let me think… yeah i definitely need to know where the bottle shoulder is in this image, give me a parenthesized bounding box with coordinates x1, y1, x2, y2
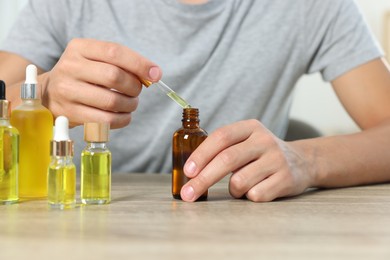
(13, 100, 52, 113)
(11, 102, 53, 125)
(82, 147, 111, 155)
(173, 127, 208, 136)
(0, 121, 20, 136)
(49, 156, 76, 168)
(49, 162, 76, 171)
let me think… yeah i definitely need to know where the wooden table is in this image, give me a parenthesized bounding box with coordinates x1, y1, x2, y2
(1, 173, 390, 260)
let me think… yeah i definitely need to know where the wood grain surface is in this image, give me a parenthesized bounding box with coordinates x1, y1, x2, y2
(1, 173, 390, 260)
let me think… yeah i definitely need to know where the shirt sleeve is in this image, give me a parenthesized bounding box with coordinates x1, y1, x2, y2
(0, 0, 70, 71)
(303, 0, 384, 82)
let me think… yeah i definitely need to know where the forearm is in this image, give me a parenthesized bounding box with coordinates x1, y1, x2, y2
(294, 119, 390, 188)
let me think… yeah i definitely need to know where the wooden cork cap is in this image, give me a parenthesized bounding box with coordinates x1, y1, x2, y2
(83, 122, 110, 142)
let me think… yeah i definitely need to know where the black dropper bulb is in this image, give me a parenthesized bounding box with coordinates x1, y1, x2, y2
(0, 80, 5, 100)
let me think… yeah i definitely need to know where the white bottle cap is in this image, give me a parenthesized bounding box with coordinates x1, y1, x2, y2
(21, 64, 38, 99)
(54, 116, 70, 141)
(51, 116, 73, 156)
(25, 64, 38, 84)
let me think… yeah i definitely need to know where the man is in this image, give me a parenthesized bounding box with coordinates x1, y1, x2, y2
(1, 0, 390, 202)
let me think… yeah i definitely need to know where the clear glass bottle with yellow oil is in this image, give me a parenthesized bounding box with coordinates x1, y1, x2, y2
(172, 108, 208, 200)
(10, 65, 53, 198)
(48, 116, 76, 209)
(81, 122, 111, 205)
(0, 80, 19, 204)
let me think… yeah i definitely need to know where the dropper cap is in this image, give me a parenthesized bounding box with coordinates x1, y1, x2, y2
(21, 64, 38, 99)
(0, 80, 11, 119)
(50, 116, 74, 156)
(84, 122, 110, 142)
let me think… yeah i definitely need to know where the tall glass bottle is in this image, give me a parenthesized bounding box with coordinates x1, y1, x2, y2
(172, 108, 208, 200)
(10, 65, 53, 198)
(81, 122, 111, 205)
(0, 80, 19, 204)
(48, 116, 76, 209)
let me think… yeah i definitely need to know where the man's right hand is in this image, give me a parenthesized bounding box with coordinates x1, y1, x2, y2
(0, 38, 162, 128)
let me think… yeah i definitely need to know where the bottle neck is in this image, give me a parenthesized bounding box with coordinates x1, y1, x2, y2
(50, 156, 74, 166)
(87, 142, 108, 150)
(0, 118, 10, 126)
(20, 99, 43, 109)
(22, 98, 41, 104)
(50, 140, 74, 157)
(21, 83, 39, 99)
(182, 108, 200, 129)
(0, 100, 10, 120)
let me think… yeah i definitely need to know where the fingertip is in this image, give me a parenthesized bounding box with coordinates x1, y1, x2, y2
(181, 185, 195, 202)
(148, 66, 162, 81)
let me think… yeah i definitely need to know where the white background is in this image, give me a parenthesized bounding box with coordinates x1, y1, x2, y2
(1, 0, 390, 135)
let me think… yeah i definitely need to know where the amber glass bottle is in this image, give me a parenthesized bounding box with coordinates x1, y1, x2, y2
(172, 108, 208, 200)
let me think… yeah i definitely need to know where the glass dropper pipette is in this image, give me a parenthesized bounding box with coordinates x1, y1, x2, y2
(140, 79, 191, 108)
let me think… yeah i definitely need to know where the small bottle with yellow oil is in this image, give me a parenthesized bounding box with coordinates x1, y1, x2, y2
(81, 122, 111, 205)
(10, 65, 53, 199)
(0, 80, 19, 205)
(48, 116, 76, 209)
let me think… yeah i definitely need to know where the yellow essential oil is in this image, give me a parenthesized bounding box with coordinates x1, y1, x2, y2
(10, 65, 53, 199)
(47, 116, 76, 209)
(0, 126, 19, 204)
(11, 106, 52, 198)
(140, 79, 191, 109)
(81, 149, 111, 204)
(81, 122, 111, 205)
(48, 162, 76, 209)
(167, 92, 191, 109)
(0, 80, 19, 204)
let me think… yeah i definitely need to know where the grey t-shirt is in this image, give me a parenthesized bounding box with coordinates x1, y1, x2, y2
(1, 0, 383, 173)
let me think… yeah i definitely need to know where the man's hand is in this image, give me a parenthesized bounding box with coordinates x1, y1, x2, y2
(180, 58, 390, 203)
(180, 119, 314, 202)
(40, 38, 161, 128)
